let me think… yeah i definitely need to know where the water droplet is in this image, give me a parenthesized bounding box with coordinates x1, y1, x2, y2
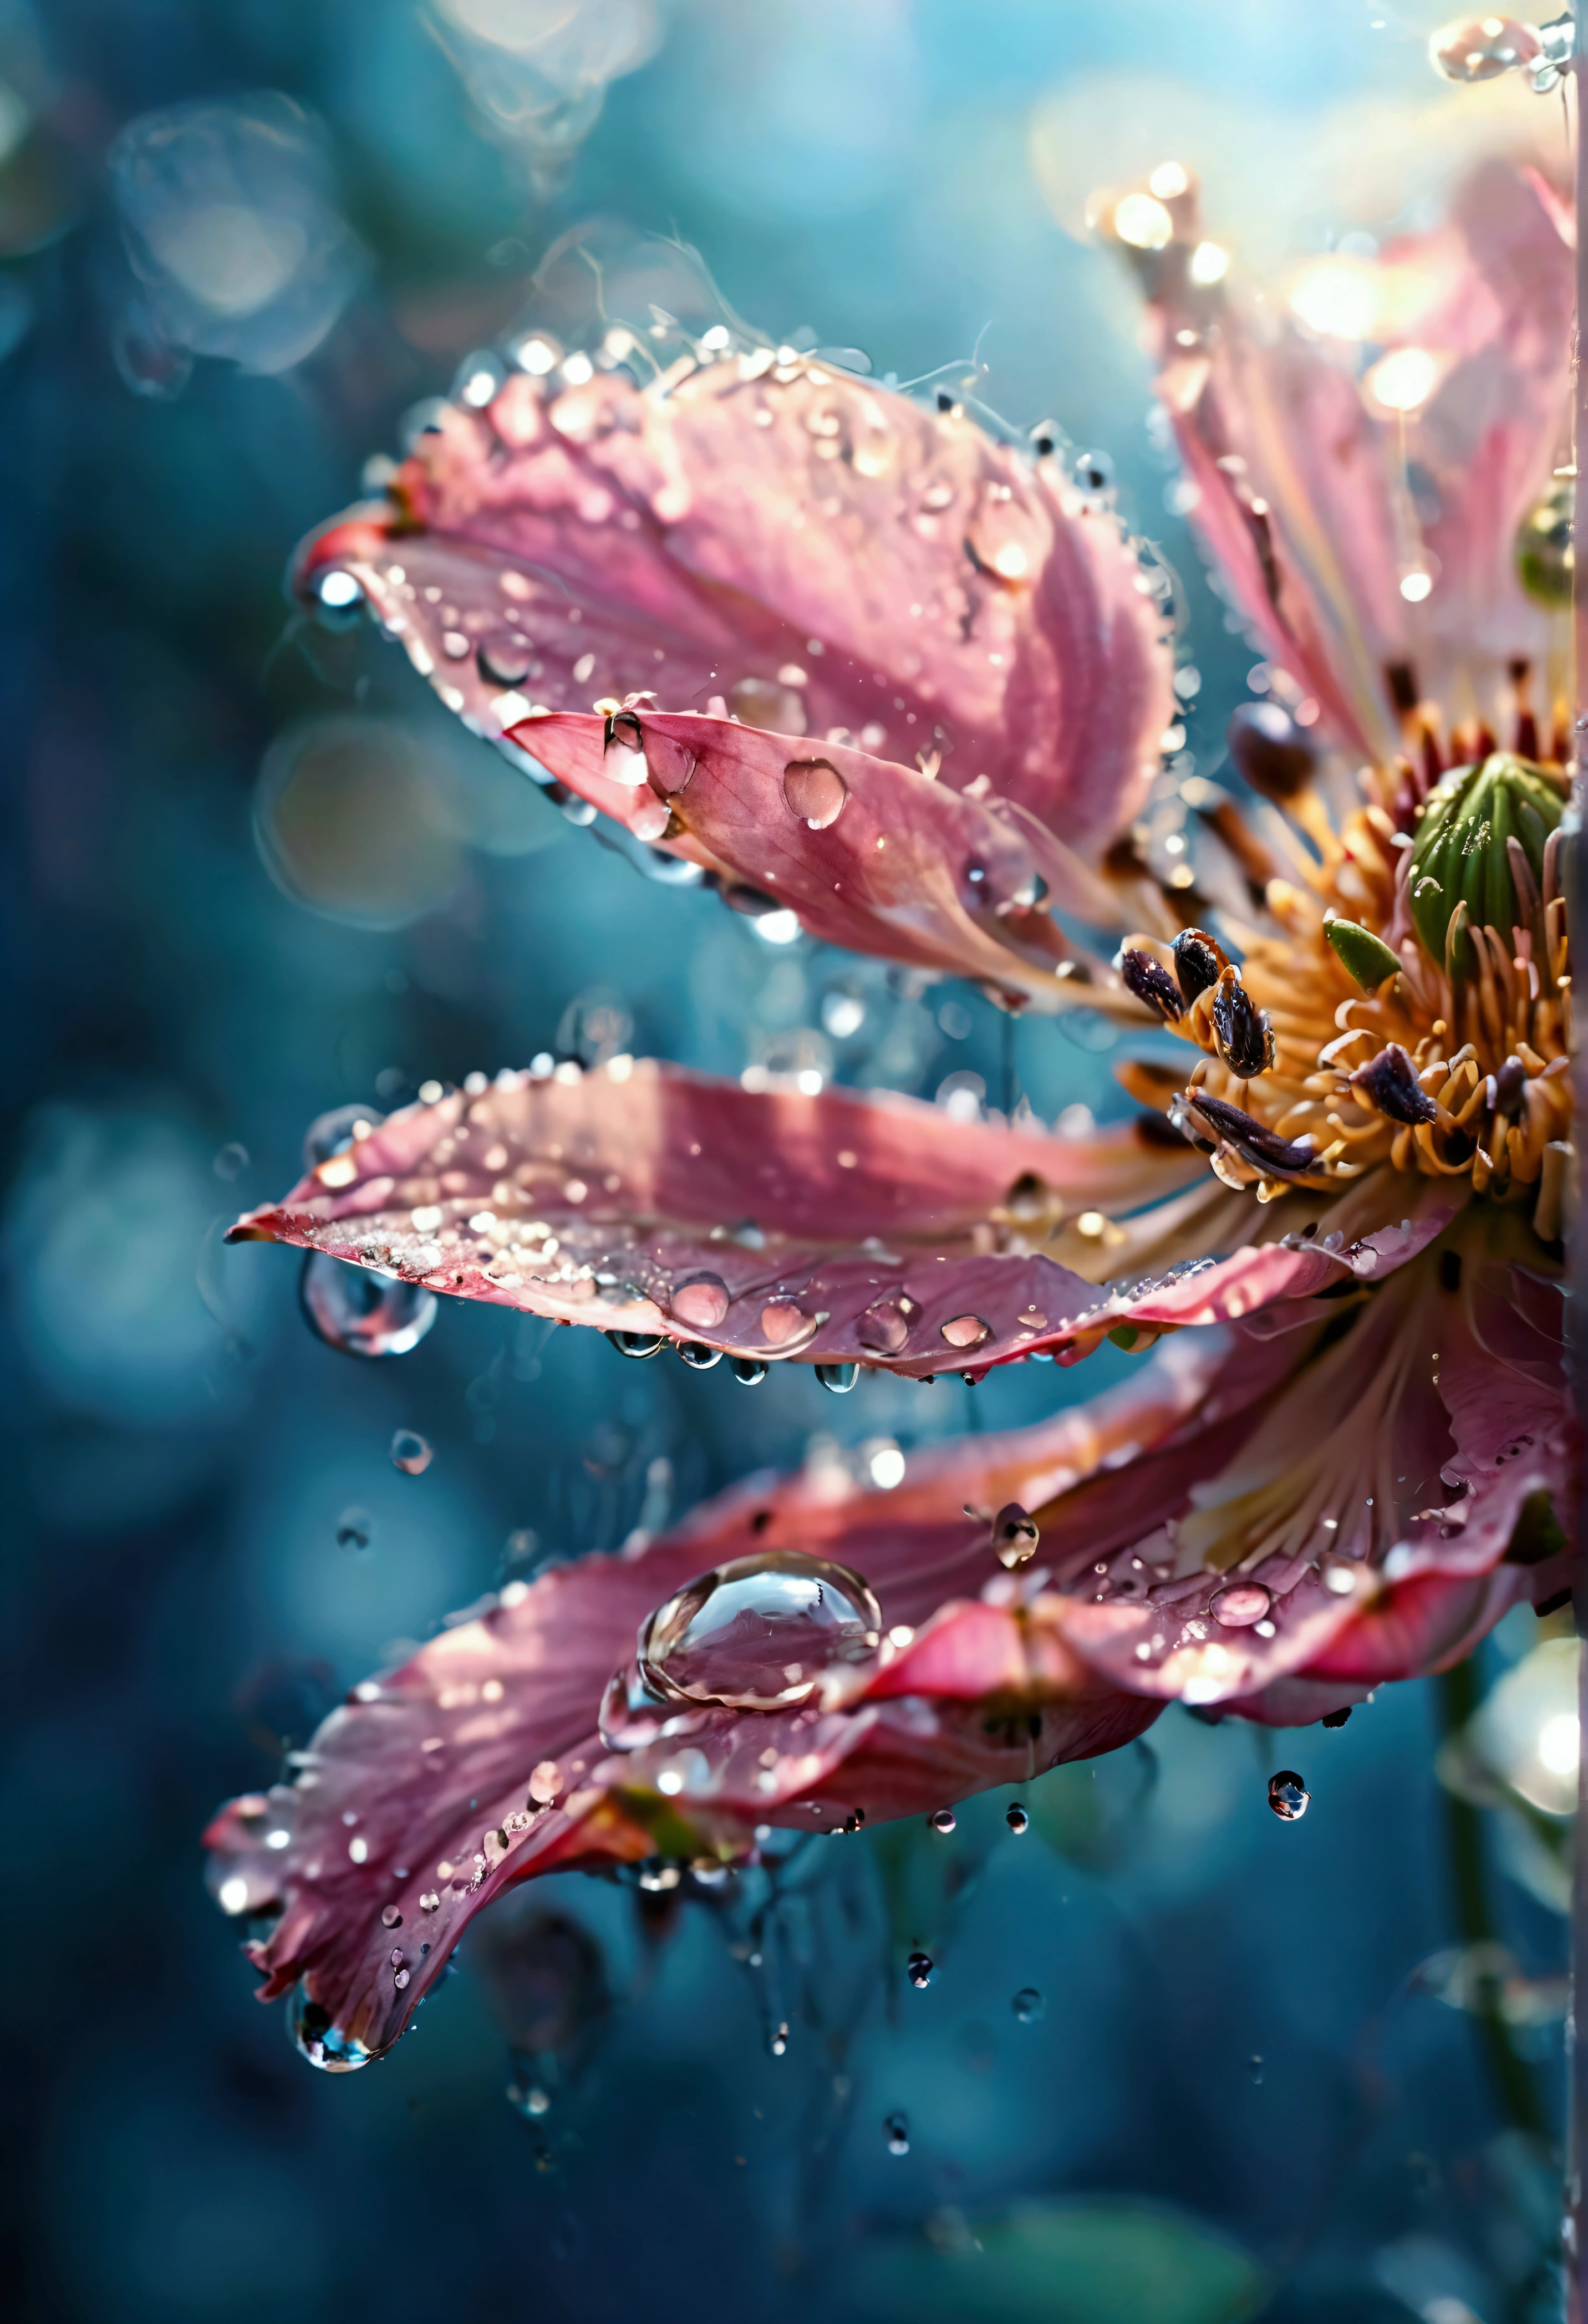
(930, 1807, 956, 1834)
(816, 1361, 859, 1394)
(302, 1102, 384, 1169)
(731, 1357, 768, 1385)
(477, 638, 533, 687)
(380, 1905, 402, 1928)
(1073, 448, 1115, 497)
(678, 1341, 724, 1370)
(1012, 1986, 1045, 2024)
(1248, 2053, 1264, 2085)
(770, 2021, 790, 2056)
(1267, 1770, 1310, 1821)
(313, 568, 363, 628)
(671, 1274, 730, 1331)
(729, 676, 806, 734)
(634, 1551, 883, 1714)
(907, 1951, 934, 1989)
(1210, 1582, 1271, 1628)
(1005, 1802, 1030, 1834)
(213, 1140, 249, 1180)
(884, 2111, 910, 2155)
(781, 757, 848, 829)
(994, 1503, 1040, 1568)
(301, 1251, 437, 1359)
(508, 2082, 552, 2117)
(390, 1428, 433, 1475)
(605, 1329, 665, 1359)
(858, 1297, 913, 1354)
(1428, 14, 1539, 83)
(336, 1506, 374, 1554)
(939, 1314, 990, 1351)
(289, 1981, 371, 2072)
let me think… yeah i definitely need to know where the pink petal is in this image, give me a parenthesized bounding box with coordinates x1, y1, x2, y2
(293, 350, 1173, 860)
(226, 1062, 1448, 1377)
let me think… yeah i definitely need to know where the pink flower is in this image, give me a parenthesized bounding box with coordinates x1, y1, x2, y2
(214, 164, 1577, 2062)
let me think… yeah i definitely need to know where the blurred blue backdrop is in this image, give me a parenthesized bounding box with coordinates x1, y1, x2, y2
(2, 4, 1571, 2320)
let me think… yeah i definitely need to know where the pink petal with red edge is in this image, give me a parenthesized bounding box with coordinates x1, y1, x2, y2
(294, 354, 1173, 861)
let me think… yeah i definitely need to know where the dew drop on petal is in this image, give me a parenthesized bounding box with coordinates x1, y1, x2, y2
(390, 1428, 433, 1475)
(301, 1251, 437, 1358)
(288, 1981, 371, 2072)
(1006, 1802, 1030, 1834)
(1267, 1770, 1310, 1821)
(930, 1807, 956, 1834)
(761, 1299, 811, 1346)
(1210, 1582, 1271, 1628)
(884, 2111, 910, 2155)
(302, 1102, 383, 1169)
(940, 1314, 990, 1350)
(671, 1275, 731, 1331)
(858, 1297, 912, 1354)
(907, 1951, 934, 1989)
(781, 757, 848, 829)
(1012, 1986, 1045, 2024)
(633, 1550, 883, 1714)
(994, 1503, 1040, 1568)
(1427, 14, 1539, 83)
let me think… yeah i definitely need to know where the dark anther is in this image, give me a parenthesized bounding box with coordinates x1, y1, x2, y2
(1210, 967, 1275, 1077)
(1320, 1707, 1353, 1729)
(936, 390, 954, 411)
(1170, 926, 1228, 1005)
(1119, 947, 1183, 1022)
(1386, 661, 1420, 715)
(1438, 1250, 1462, 1293)
(750, 1508, 773, 1535)
(1134, 1110, 1193, 1149)
(1493, 1057, 1527, 1113)
(1349, 1043, 1437, 1126)
(1225, 701, 1317, 803)
(1534, 1588, 1573, 1617)
(1170, 1089, 1317, 1177)
(603, 707, 643, 755)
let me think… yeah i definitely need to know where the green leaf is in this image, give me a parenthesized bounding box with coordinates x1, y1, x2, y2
(847, 2200, 1270, 2324)
(1324, 917, 1399, 992)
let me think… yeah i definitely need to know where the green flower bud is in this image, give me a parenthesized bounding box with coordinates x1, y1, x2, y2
(1325, 918, 1401, 992)
(1408, 752, 1564, 969)
(1515, 477, 1573, 611)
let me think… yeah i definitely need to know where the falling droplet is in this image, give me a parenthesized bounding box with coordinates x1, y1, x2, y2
(678, 1341, 724, 1370)
(781, 757, 848, 829)
(606, 1329, 666, 1359)
(390, 1428, 433, 1475)
(288, 1981, 371, 2072)
(1248, 2053, 1264, 2086)
(301, 1251, 438, 1359)
(633, 1550, 883, 1714)
(1210, 1582, 1271, 1628)
(884, 2110, 910, 2155)
(336, 1506, 374, 1554)
(907, 1951, 934, 1989)
(993, 1503, 1040, 1568)
(1011, 1987, 1045, 2025)
(1267, 1770, 1310, 1821)
(731, 1357, 768, 1385)
(816, 1361, 859, 1394)
(930, 1807, 956, 1834)
(1005, 1802, 1030, 1835)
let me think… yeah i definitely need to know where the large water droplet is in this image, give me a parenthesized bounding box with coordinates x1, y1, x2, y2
(677, 1341, 723, 1370)
(671, 1274, 730, 1331)
(858, 1296, 913, 1355)
(303, 1103, 384, 1169)
(1267, 1770, 1310, 1821)
(939, 1314, 990, 1352)
(289, 1981, 371, 2071)
(1012, 1986, 1045, 2024)
(301, 1251, 438, 1358)
(731, 1357, 768, 1385)
(606, 1329, 665, 1359)
(884, 2110, 910, 2155)
(781, 758, 848, 829)
(907, 1950, 934, 1989)
(1005, 1802, 1030, 1834)
(1428, 14, 1539, 83)
(637, 1550, 883, 1714)
(1210, 1582, 1271, 1629)
(729, 676, 806, 735)
(816, 1361, 859, 1394)
(994, 1504, 1039, 1568)
(390, 1428, 433, 1475)
(478, 638, 533, 687)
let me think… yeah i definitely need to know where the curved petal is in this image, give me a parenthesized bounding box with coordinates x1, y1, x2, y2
(1122, 159, 1571, 756)
(226, 1061, 1449, 1377)
(294, 351, 1174, 862)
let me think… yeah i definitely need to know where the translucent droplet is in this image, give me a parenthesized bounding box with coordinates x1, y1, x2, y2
(303, 1102, 383, 1169)
(477, 638, 533, 687)
(671, 1273, 730, 1331)
(929, 1807, 956, 1834)
(677, 1341, 724, 1370)
(1267, 1770, 1310, 1821)
(213, 1140, 249, 1180)
(336, 1506, 374, 1553)
(858, 1297, 912, 1355)
(1073, 448, 1115, 498)
(605, 1329, 665, 1359)
(884, 2110, 910, 2155)
(907, 1951, 934, 1989)
(1005, 1802, 1030, 1834)
(729, 676, 806, 734)
(301, 1251, 438, 1359)
(781, 757, 848, 829)
(939, 1314, 990, 1351)
(1210, 1582, 1271, 1628)
(994, 1503, 1040, 1568)
(816, 1361, 859, 1394)
(635, 1550, 883, 1714)
(1428, 14, 1539, 83)
(731, 1357, 768, 1385)
(289, 1981, 371, 2072)
(390, 1428, 433, 1475)
(1248, 2053, 1264, 2085)
(1011, 1986, 1045, 2024)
